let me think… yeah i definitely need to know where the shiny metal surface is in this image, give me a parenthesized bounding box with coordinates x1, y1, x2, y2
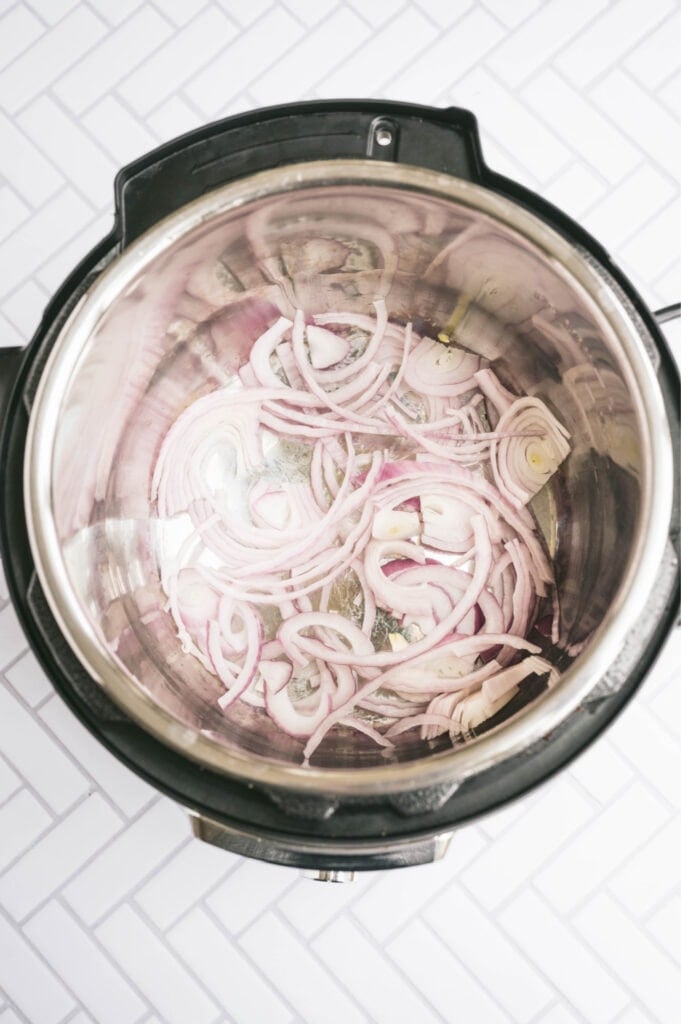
(191, 812, 454, 871)
(305, 871, 356, 882)
(24, 160, 675, 795)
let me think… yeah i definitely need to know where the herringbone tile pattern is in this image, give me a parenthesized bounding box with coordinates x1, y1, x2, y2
(0, 2, 679, 1022)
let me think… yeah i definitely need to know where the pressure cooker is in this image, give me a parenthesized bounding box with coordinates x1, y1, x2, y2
(0, 101, 678, 877)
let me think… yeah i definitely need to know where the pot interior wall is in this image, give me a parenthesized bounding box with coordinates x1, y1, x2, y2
(48, 179, 643, 769)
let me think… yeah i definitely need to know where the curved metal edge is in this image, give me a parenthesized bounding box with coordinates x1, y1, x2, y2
(22, 159, 677, 797)
(190, 812, 453, 872)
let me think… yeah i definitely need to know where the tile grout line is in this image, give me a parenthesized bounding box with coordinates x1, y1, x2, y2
(55, 891, 164, 1023)
(195, 897, 304, 1023)
(0, 903, 89, 1022)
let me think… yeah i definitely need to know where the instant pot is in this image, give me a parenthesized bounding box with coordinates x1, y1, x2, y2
(0, 101, 678, 878)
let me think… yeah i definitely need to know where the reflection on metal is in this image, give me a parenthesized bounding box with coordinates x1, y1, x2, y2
(191, 812, 455, 871)
(23, 160, 675, 800)
(586, 540, 679, 704)
(305, 870, 356, 883)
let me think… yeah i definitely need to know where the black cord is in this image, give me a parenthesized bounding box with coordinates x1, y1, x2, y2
(653, 302, 681, 325)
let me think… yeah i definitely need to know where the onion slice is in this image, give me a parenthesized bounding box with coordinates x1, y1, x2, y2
(152, 300, 569, 763)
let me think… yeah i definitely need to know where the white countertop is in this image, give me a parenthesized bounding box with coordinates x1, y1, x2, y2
(1, 2, 679, 1022)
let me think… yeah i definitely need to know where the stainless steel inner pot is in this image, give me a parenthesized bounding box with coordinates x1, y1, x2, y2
(24, 159, 674, 796)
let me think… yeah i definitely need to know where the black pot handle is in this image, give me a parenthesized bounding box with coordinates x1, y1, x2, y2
(0, 346, 24, 431)
(114, 100, 486, 248)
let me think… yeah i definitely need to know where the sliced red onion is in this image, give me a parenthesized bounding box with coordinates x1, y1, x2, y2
(217, 606, 262, 710)
(265, 674, 333, 738)
(371, 508, 420, 541)
(259, 660, 292, 690)
(278, 611, 375, 664)
(404, 337, 480, 397)
(450, 685, 520, 734)
(338, 718, 395, 749)
(152, 300, 569, 762)
(302, 644, 518, 762)
(490, 397, 570, 509)
(385, 712, 458, 739)
(363, 539, 430, 616)
(421, 689, 471, 739)
(306, 325, 351, 369)
(312, 299, 388, 383)
(249, 316, 293, 387)
(481, 654, 553, 703)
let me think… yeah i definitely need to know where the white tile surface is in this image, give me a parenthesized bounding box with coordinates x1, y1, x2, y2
(0, 4, 679, 1022)
(0, 680, 89, 814)
(646, 895, 681, 965)
(207, 859, 298, 934)
(535, 782, 669, 914)
(555, 0, 675, 88)
(0, 604, 31, 667)
(521, 68, 640, 184)
(240, 912, 367, 1024)
(536, 1008, 583, 1024)
(0, 313, 24, 349)
(0, 789, 51, 872)
(314, 7, 439, 98)
(461, 775, 595, 910)
(96, 904, 218, 1024)
(575, 893, 680, 1024)
(278, 870, 377, 940)
(346, 859, 454, 944)
(0, 188, 93, 301)
(591, 68, 680, 174)
(0, 110, 62, 206)
(0, 754, 20, 805)
(39, 694, 156, 818)
(0, 6, 107, 114)
(135, 840, 236, 930)
(566, 736, 633, 805)
(168, 908, 292, 1024)
(249, 6, 368, 103)
(424, 884, 554, 1022)
(184, 7, 305, 116)
(24, 901, 146, 1024)
(1, 278, 49, 340)
(315, 915, 440, 1024)
(386, 7, 505, 105)
(0, 187, 29, 248)
(500, 890, 629, 1023)
(64, 799, 186, 925)
(0, 5, 43, 70)
(33, 210, 112, 293)
(0, 794, 122, 920)
(53, 5, 174, 115)
(0, 914, 75, 1024)
(18, 95, 117, 207)
(608, 817, 681, 917)
(0, 1010, 25, 1024)
(620, 196, 681, 279)
(81, 96, 157, 164)
(580, 164, 676, 251)
(117, 6, 237, 115)
(487, 0, 610, 88)
(625, 10, 681, 89)
(387, 919, 508, 1023)
(453, 65, 572, 180)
